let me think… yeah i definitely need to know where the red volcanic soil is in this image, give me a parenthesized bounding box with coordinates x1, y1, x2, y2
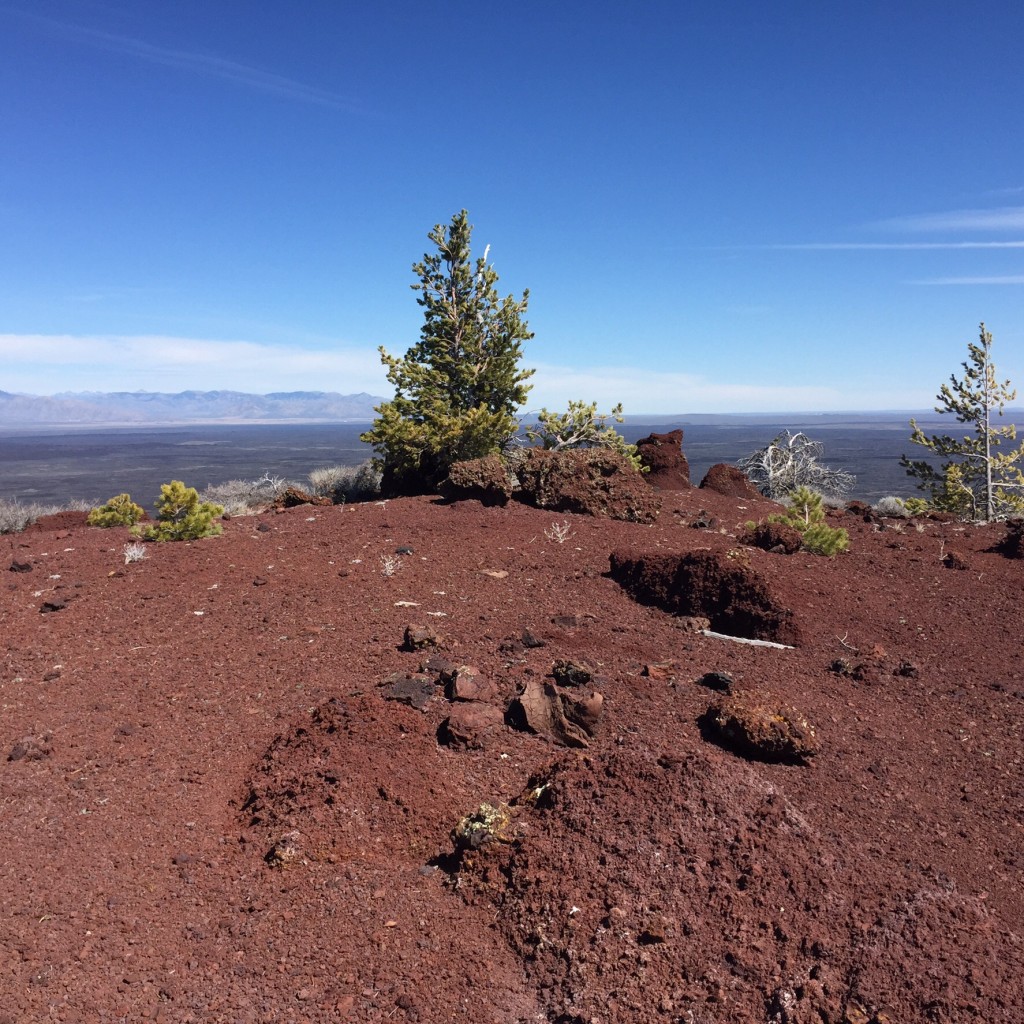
(1, 490, 1022, 1023)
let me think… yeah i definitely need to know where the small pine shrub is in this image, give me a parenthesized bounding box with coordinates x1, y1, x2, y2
(784, 485, 825, 526)
(761, 485, 849, 556)
(87, 493, 144, 528)
(901, 497, 929, 516)
(801, 521, 850, 557)
(137, 481, 224, 542)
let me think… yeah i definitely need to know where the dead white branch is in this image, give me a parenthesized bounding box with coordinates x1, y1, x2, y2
(700, 629, 794, 650)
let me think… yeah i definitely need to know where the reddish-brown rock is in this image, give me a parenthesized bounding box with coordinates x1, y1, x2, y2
(699, 462, 762, 498)
(744, 520, 804, 554)
(635, 429, 691, 489)
(701, 692, 820, 764)
(516, 448, 661, 523)
(445, 665, 498, 703)
(608, 548, 801, 645)
(507, 678, 603, 748)
(441, 455, 517, 505)
(403, 623, 442, 650)
(439, 702, 505, 749)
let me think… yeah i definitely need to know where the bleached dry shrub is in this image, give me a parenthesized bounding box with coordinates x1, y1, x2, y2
(739, 431, 855, 501)
(0, 499, 63, 534)
(308, 461, 382, 504)
(202, 473, 298, 516)
(544, 519, 574, 544)
(874, 496, 911, 518)
(307, 465, 348, 497)
(122, 541, 147, 563)
(379, 554, 402, 577)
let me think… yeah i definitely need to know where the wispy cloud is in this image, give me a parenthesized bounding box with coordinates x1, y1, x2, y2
(66, 284, 175, 304)
(912, 275, 1024, 286)
(527, 363, 847, 413)
(0, 334, 387, 394)
(757, 203, 1024, 251)
(760, 241, 1024, 251)
(871, 205, 1024, 232)
(2, 336, 887, 412)
(8, 10, 360, 111)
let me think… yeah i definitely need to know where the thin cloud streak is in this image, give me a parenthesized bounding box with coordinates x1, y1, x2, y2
(758, 241, 1024, 251)
(0, 334, 387, 394)
(913, 275, 1024, 285)
(9, 10, 360, 111)
(527, 363, 847, 413)
(2, 336, 881, 412)
(872, 205, 1024, 232)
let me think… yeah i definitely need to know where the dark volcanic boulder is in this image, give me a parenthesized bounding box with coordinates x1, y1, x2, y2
(516, 449, 661, 523)
(507, 678, 603, 748)
(441, 455, 517, 506)
(744, 520, 803, 554)
(700, 693, 820, 764)
(996, 519, 1024, 559)
(439, 702, 505, 750)
(699, 463, 762, 499)
(635, 429, 690, 489)
(609, 548, 800, 645)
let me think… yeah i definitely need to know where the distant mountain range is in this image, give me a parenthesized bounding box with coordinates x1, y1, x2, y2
(4, 389, 1022, 430)
(0, 390, 384, 425)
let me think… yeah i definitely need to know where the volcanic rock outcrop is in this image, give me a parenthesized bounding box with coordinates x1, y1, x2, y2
(635, 429, 691, 489)
(699, 462, 762, 499)
(608, 548, 800, 644)
(445, 448, 661, 523)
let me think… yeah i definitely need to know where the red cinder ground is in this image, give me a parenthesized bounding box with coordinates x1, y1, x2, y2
(1, 489, 1021, 1023)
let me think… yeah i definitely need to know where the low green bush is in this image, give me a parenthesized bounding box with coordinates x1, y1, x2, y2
(87, 493, 144, 528)
(136, 481, 224, 542)
(763, 485, 849, 556)
(800, 520, 850, 557)
(901, 497, 930, 516)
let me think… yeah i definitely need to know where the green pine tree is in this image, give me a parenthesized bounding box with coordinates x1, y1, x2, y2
(362, 210, 534, 495)
(765, 485, 850, 556)
(901, 323, 1024, 521)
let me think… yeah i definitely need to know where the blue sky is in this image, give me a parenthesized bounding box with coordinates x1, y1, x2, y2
(1, 0, 1022, 413)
